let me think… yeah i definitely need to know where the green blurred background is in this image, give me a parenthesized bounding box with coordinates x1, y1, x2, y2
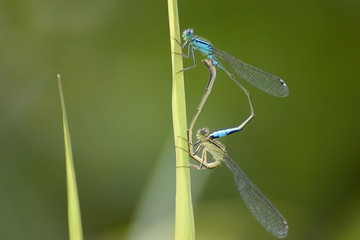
(1, 0, 360, 239)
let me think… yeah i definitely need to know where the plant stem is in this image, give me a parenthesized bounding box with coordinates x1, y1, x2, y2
(58, 74, 84, 240)
(167, 0, 195, 239)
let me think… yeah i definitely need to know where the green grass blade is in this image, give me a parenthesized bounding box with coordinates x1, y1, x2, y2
(167, 1, 195, 239)
(57, 74, 84, 240)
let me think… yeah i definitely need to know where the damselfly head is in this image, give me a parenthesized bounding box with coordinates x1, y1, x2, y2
(196, 128, 209, 140)
(182, 29, 194, 40)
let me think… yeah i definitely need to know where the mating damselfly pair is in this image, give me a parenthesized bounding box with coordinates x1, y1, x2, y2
(177, 29, 289, 238)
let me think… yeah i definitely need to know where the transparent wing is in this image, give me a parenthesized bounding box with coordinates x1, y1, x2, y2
(213, 47, 289, 97)
(223, 155, 288, 238)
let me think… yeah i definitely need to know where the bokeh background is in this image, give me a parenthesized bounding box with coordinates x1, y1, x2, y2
(1, 0, 360, 239)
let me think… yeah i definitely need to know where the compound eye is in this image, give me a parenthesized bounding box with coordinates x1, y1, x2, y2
(201, 128, 209, 135)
